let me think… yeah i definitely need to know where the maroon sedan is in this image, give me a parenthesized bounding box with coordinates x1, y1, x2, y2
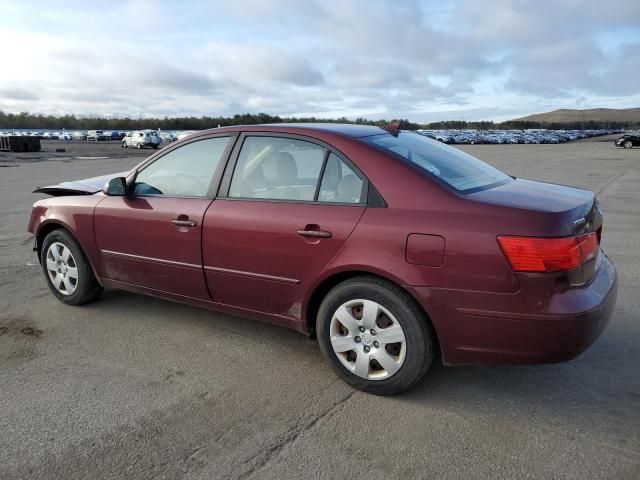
(28, 124, 617, 394)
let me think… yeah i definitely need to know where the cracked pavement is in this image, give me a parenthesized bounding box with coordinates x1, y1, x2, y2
(0, 139, 639, 479)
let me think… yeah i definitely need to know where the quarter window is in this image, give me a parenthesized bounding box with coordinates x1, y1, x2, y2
(229, 136, 326, 201)
(134, 137, 230, 197)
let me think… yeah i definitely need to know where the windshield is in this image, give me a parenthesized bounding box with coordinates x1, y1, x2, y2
(364, 131, 512, 193)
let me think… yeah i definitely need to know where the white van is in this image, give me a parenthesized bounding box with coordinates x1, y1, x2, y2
(87, 130, 108, 141)
(121, 130, 162, 149)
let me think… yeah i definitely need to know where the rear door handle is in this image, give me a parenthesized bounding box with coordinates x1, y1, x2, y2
(297, 227, 332, 239)
(172, 216, 197, 227)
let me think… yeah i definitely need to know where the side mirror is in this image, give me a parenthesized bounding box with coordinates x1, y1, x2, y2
(103, 177, 127, 196)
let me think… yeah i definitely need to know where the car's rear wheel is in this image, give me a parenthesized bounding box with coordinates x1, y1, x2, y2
(624, 140, 633, 149)
(41, 229, 102, 305)
(316, 276, 435, 395)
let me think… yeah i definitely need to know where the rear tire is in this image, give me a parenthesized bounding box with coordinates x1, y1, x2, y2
(316, 276, 435, 395)
(624, 140, 633, 149)
(41, 229, 102, 305)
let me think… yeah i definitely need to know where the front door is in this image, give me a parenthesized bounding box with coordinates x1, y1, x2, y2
(202, 135, 367, 315)
(94, 135, 234, 299)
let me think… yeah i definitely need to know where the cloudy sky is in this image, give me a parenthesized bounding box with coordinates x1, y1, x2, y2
(0, 0, 638, 122)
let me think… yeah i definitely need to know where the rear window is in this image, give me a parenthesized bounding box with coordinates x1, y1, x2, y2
(364, 132, 512, 193)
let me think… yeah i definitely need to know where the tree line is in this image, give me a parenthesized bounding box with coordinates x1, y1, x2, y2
(0, 111, 635, 131)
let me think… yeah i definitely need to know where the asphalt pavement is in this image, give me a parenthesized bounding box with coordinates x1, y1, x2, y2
(0, 139, 638, 479)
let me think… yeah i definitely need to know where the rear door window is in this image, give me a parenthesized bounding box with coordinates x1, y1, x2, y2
(228, 136, 326, 202)
(318, 154, 364, 204)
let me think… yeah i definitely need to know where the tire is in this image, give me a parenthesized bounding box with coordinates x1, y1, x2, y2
(152, 145, 158, 149)
(624, 140, 633, 149)
(316, 276, 435, 395)
(137, 143, 142, 149)
(122, 141, 127, 148)
(40, 229, 102, 305)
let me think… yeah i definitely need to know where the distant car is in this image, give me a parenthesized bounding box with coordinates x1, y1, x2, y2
(87, 130, 108, 142)
(121, 130, 161, 149)
(111, 131, 125, 141)
(176, 131, 198, 140)
(29, 124, 617, 395)
(160, 132, 178, 143)
(615, 134, 640, 149)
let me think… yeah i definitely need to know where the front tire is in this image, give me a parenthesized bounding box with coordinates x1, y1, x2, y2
(137, 143, 142, 149)
(624, 140, 633, 149)
(41, 229, 102, 305)
(316, 276, 435, 395)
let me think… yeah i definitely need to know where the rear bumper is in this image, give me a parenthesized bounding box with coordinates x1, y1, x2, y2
(407, 253, 617, 365)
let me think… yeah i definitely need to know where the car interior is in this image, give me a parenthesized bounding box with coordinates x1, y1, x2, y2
(230, 139, 363, 203)
(132, 135, 364, 203)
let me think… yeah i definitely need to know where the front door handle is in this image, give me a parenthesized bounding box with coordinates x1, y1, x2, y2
(172, 215, 197, 227)
(297, 226, 332, 238)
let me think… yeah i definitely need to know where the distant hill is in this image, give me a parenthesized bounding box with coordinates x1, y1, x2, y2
(511, 108, 640, 126)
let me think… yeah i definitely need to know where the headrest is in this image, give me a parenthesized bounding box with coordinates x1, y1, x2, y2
(263, 152, 298, 185)
(337, 174, 361, 202)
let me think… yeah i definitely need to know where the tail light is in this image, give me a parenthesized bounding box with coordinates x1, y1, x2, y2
(497, 233, 599, 272)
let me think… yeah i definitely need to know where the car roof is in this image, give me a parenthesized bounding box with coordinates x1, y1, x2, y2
(199, 123, 388, 138)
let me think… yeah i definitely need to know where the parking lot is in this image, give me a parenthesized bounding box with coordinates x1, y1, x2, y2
(1, 138, 639, 479)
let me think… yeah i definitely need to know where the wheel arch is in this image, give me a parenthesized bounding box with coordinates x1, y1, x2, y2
(35, 221, 103, 286)
(303, 269, 441, 357)
(35, 220, 72, 260)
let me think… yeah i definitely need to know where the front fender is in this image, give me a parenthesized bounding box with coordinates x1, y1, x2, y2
(28, 195, 105, 283)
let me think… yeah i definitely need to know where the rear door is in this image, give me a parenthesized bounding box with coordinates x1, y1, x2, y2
(202, 134, 367, 315)
(94, 134, 235, 299)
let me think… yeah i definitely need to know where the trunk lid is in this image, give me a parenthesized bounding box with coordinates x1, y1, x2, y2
(467, 178, 602, 236)
(467, 178, 603, 285)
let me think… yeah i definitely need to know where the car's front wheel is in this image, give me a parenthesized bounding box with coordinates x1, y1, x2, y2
(137, 143, 142, 149)
(41, 229, 102, 305)
(624, 140, 633, 149)
(317, 276, 435, 395)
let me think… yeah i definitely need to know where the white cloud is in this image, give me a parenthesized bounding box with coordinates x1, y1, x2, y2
(0, 0, 638, 121)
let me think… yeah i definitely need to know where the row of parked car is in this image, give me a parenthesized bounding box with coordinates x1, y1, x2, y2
(1, 127, 631, 148)
(0, 129, 183, 146)
(416, 128, 623, 144)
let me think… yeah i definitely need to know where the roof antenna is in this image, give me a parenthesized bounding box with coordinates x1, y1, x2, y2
(382, 119, 403, 137)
